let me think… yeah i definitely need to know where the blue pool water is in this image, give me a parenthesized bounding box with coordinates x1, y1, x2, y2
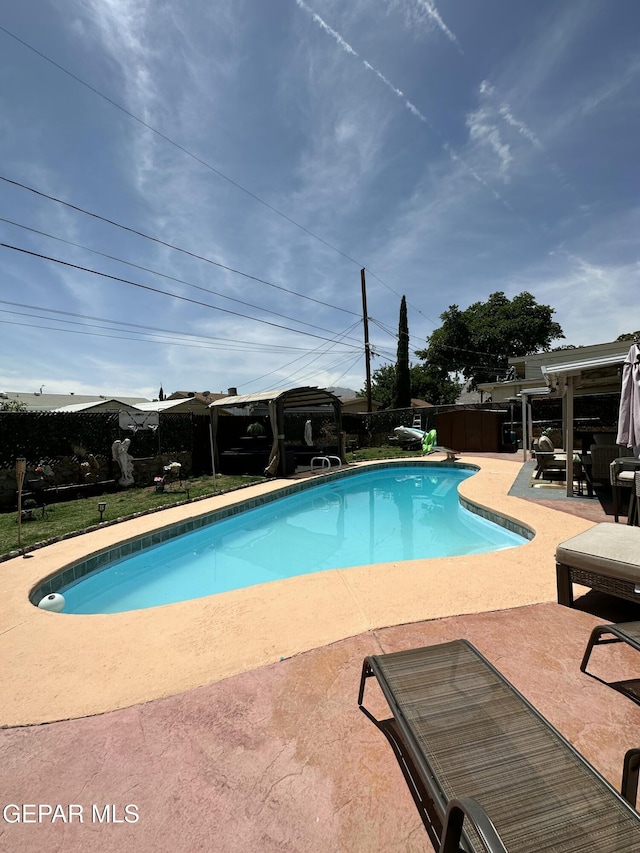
(58, 466, 527, 614)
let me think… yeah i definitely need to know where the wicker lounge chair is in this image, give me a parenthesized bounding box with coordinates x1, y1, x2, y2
(590, 444, 632, 485)
(556, 523, 640, 607)
(610, 457, 640, 523)
(358, 639, 640, 852)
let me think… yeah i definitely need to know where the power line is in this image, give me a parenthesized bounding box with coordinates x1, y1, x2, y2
(268, 325, 363, 389)
(0, 26, 429, 330)
(246, 320, 362, 389)
(327, 352, 364, 388)
(0, 307, 357, 356)
(0, 177, 360, 318)
(0, 299, 350, 353)
(0, 26, 367, 268)
(0, 216, 362, 340)
(0, 316, 262, 352)
(0, 242, 366, 350)
(0, 298, 326, 352)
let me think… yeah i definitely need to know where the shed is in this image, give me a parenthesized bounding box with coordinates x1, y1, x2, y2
(209, 387, 344, 477)
(435, 408, 506, 452)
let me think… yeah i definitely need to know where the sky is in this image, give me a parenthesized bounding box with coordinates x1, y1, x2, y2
(1, 0, 639, 400)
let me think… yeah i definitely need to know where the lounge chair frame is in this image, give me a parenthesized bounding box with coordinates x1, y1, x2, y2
(358, 639, 640, 852)
(581, 621, 640, 712)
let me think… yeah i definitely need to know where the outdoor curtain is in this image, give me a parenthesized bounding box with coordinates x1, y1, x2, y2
(264, 400, 279, 476)
(616, 343, 640, 455)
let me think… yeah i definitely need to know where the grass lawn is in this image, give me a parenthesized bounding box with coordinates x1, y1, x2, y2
(0, 446, 422, 560)
(0, 473, 262, 559)
(348, 445, 421, 462)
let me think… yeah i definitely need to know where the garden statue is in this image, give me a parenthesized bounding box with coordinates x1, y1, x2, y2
(111, 438, 134, 486)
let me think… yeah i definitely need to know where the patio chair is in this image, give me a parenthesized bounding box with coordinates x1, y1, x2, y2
(358, 639, 640, 851)
(610, 457, 640, 523)
(533, 445, 586, 491)
(532, 433, 557, 478)
(590, 444, 632, 486)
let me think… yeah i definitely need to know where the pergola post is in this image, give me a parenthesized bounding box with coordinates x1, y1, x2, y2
(564, 375, 575, 497)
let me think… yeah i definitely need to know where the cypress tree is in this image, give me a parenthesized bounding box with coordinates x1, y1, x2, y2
(394, 295, 411, 409)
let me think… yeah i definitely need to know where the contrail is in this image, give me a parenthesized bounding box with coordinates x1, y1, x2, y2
(296, 0, 428, 123)
(296, 0, 357, 56)
(498, 104, 542, 149)
(413, 0, 461, 50)
(443, 142, 515, 212)
(363, 61, 428, 123)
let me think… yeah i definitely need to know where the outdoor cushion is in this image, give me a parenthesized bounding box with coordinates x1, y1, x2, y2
(538, 434, 554, 453)
(556, 524, 640, 583)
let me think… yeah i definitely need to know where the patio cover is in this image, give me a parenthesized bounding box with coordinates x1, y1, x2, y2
(517, 386, 554, 463)
(541, 351, 627, 496)
(209, 386, 344, 477)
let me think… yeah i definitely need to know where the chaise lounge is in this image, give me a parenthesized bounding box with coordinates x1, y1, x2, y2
(556, 523, 640, 607)
(358, 639, 640, 852)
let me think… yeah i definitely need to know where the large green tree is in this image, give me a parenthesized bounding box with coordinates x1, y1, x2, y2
(416, 291, 564, 390)
(393, 295, 411, 409)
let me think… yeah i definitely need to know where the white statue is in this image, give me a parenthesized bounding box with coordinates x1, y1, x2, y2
(111, 438, 134, 486)
(304, 419, 313, 447)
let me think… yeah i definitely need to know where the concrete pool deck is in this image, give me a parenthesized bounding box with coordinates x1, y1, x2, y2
(3, 453, 640, 852)
(0, 454, 595, 727)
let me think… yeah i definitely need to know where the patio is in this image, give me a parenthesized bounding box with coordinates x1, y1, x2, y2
(2, 453, 639, 851)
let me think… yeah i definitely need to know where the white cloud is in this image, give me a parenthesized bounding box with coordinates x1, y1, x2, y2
(465, 107, 513, 178)
(391, 0, 461, 50)
(514, 251, 640, 346)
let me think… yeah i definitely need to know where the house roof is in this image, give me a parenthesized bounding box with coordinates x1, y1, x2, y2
(54, 398, 145, 412)
(509, 340, 631, 381)
(167, 391, 228, 404)
(0, 392, 148, 411)
(477, 338, 633, 401)
(541, 352, 627, 380)
(135, 398, 209, 412)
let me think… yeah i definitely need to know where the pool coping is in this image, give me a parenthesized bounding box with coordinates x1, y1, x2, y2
(0, 455, 594, 726)
(30, 460, 533, 608)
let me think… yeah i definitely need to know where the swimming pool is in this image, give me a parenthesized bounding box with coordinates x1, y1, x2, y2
(50, 465, 529, 614)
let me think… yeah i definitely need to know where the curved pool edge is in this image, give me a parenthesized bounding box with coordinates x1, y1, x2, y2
(28, 459, 533, 609)
(0, 456, 594, 727)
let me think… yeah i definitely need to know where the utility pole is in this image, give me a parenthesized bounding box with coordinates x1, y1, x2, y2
(360, 268, 372, 413)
